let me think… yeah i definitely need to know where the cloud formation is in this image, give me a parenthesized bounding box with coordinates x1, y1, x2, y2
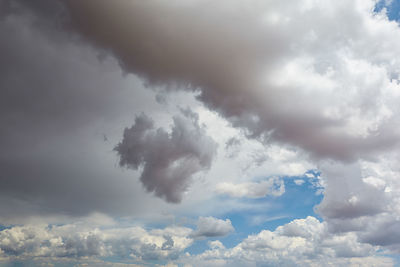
(0, 223, 192, 261)
(0, 215, 233, 263)
(65, 0, 400, 162)
(0, 0, 189, 220)
(115, 111, 217, 203)
(61, 0, 400, 255)
(2, 0, 400, 265)
(186, 216, 390, 267)
(2, 216, 389, 267)
(191, 217, 234, 239)
(215, 178, 285, 198)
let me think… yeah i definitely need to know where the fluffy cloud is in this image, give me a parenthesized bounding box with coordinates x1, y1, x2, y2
(3, 0, 400, 265)
(315, 157, 400, 252)
(215, 178, 285, 198)
(65, 0, 400, 256)
(0, 216, 233, 263)
(316, 162, 388, 220)
(191, 217, 234, 239)
(59, 2, 400, 255)
(0, 223, 192, 261)
(64, 0, 400, 162)
(3, 216, 389, 267)
(115, 110, 217, 203)
(185, 216, 390, 267)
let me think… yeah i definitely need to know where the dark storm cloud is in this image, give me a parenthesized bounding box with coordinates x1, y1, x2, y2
(115, 111, 217, 203)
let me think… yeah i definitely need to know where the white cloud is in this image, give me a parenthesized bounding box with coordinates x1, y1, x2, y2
(0, 223, 193, 261)
(3, 0, 400, 264)
(208, 240, 225, 250)
(0, 215, 395, 266)
(294, 179, 305, 186)
(215, 178, 285, 198)
(183, 216, 390, 267)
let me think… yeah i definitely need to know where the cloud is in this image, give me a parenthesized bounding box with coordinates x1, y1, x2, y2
(185, 216, 389, 267)
(0, 216, 233, 263)
(294, 179, 305, 186)
(64, 0, 400, 162)
(0, 223, 193, 261)
(191, 217, 234, 239)
(0, 0, 184, 221)
(115, 110, 217, 203)
(215, 178, 285, 198)
(314, 157, 400, 252)
(316, 161, 388, 220)
(3, 0, 400, 264)
(0, 215, 393, 266)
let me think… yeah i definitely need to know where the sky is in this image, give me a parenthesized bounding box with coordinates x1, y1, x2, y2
(1, 0, 400, 266)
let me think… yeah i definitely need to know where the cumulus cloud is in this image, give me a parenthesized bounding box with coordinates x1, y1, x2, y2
(314, 157, 400, 253)
(215, 178, 285, 198)
(191, 217, 234, 239)
(64, 0, 400, 162)
(115, 110, 217, 203)
(0, 215, 393, 266)
(0, 216, 233, 263)
(185, 216, 389, 267)
(0, 223, 192, 261)
(58, 3, 400, 254)
(3, 0, 400, 264)
(316, 162, 388, 220)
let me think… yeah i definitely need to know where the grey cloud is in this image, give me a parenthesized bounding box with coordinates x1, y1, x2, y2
(4, 0, 400, 262)
(115, 111, 217, 203)
(63, 0, 400, 162)
(313, 158, 400, 252)
(316, 162, 388, 220)
(225, 137, 241, 150)
(191, 217, 234, 239)
(0, 2, 172, 220)
(356, 212, 400, 253)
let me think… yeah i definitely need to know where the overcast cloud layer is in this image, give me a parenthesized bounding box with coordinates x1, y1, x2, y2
(2, 0, 400, 266)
